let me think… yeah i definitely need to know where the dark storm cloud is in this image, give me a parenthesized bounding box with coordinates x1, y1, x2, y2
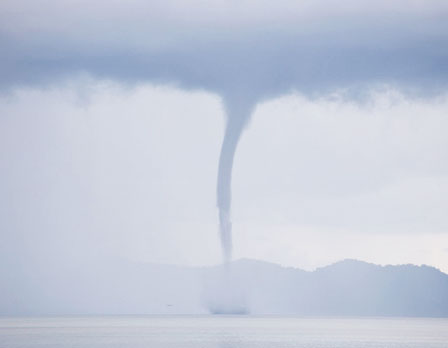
(0, 3, 447, 100)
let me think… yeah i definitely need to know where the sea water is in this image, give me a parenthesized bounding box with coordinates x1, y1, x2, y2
(1, 316, 447, 348)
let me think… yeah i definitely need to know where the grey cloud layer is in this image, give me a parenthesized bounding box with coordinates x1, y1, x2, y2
(1, 1, 448, 100)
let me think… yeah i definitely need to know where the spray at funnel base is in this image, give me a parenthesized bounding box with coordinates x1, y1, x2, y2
(203, 262, 250, 315)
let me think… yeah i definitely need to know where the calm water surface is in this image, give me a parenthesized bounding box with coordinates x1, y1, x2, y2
(1, 316, 447, 348)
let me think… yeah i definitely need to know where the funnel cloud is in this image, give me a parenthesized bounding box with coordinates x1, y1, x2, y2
(217, 97, 255, 262)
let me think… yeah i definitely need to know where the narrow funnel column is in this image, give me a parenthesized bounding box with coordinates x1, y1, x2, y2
(217, 99, 253, 263)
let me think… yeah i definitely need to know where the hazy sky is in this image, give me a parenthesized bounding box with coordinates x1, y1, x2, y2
(1, 1, 448, 273)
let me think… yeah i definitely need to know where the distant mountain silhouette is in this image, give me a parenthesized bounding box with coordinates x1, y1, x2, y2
(212, 259, 448, 316)
(1, 258, 447, 317)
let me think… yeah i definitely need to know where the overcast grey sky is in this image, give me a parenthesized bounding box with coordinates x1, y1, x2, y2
(1, 1, 448, 273)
